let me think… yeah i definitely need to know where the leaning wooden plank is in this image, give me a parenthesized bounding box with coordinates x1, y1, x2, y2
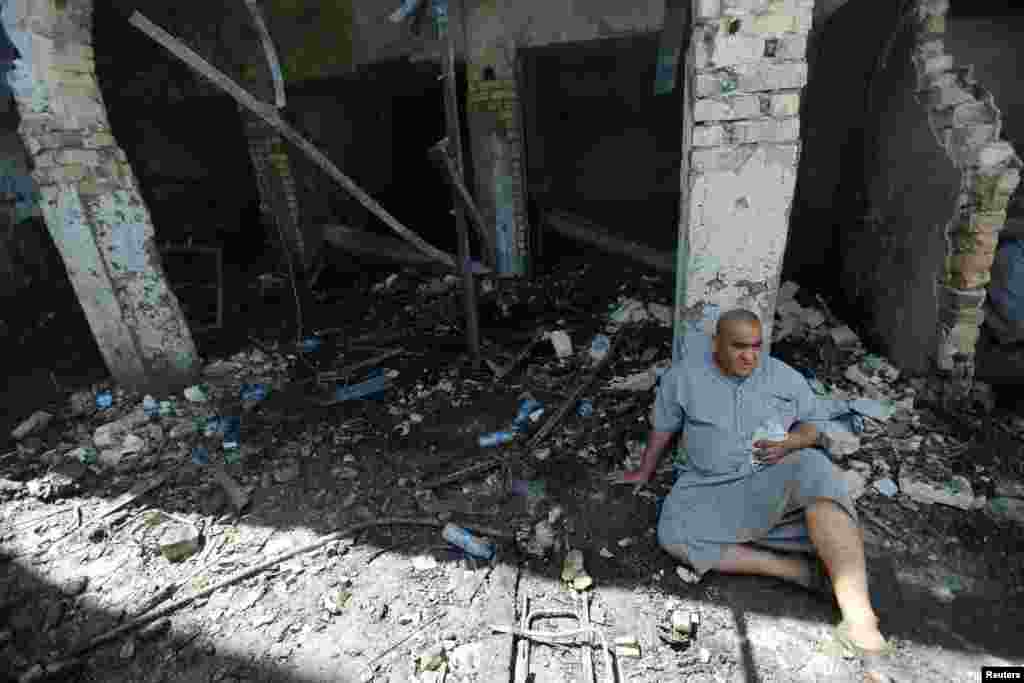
(543, 209, 675, 274)
(429, 139, 497, 261)
(243, 0, 286, 108)
(322, 223, 438, 266)
(128, 11, 456, 270)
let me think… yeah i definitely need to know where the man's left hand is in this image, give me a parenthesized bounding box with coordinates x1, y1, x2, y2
(752, 438, 793, 466)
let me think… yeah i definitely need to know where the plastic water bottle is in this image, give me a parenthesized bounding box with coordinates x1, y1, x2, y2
(589, 334, 610, 363)
(512, 397, 543, 433)
(442, 523, 495, 560)
(479, 430, 515, 447)
(143, 395, 159, 418)
(577, 399, 594, 418)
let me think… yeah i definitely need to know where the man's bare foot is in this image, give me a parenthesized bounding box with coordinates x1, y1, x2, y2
(844, 618, 888, 653)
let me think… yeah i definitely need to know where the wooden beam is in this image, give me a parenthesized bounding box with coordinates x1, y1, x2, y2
(322, 224, 438, 266)
(243, 0, 286, 109)
(543, 209, 675, 274)
(128, 11, 457, 270)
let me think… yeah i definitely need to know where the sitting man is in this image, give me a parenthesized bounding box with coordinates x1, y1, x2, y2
(610, 309, 892, 667)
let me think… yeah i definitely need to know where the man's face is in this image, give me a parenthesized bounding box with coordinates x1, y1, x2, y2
(713, 320, 763, 378)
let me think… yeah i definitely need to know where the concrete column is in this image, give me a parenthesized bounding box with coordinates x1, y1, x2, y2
(463, 2, 529, 275)
(677, 0, 813, 349)
(238, 107, 317, 272)
(1, 0, 199, 392)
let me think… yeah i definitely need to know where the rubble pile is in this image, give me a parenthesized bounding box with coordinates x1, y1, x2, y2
(0, 263, 1021, 682)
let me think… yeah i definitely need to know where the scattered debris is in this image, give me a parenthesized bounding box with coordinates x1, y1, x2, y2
(561, 549, 593, 591)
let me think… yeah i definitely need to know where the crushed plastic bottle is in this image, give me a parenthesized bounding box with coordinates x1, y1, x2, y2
(143, 395, 159, 419)
(511, 396, 543, 433)
(222, 416, 241, 450)
(589, 334, 610, 363)
(577, 400, 594, 418)
(95, 391, 113, 409)
(299, 336, 322, 352)
(479, 430, 516, 448)
(191, 446, 210, 466)
(158, 400, 176, 417)
(240, 383, 269, 402)
(442, 523, 495, 560)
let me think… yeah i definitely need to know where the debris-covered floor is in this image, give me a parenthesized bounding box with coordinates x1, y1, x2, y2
(2, 253, 1023, 683)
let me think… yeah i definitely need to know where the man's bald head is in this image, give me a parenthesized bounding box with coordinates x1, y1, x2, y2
(713, 309, 763, 378)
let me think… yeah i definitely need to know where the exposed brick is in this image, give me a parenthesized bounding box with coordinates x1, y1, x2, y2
(770, 92, 800, 117)
(697, 0, 722, 20)
(747, 12, 799, 35)
(932, 100, 998, 129)
(694, 94, 762, 121)
(691, 145, 759, 174)
(56, 149, 100, 166)
(919, 83, 974, 111)
(84, 132, 116, 148)
(775, 33, 807, 60)
(729, 117, 800, 143)
(971, 141, 1017, 169)
(734, 62, 808, 92)
(693, 124, 728, 147)
(705, 32, 767, 68)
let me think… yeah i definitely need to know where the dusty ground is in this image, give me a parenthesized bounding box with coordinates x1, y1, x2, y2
(1, 252, 1023, 683)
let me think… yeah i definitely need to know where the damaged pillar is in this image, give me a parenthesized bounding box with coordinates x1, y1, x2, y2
(239, 109, 317, 272)
(912, 0, 1022, 398)
(677, 0, 813, 349)
(236, 18, 318, 275)
(0, 0, 199, 392)
(462, 2, 528, 275)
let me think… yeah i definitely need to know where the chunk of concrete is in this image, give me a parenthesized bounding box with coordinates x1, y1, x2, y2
(12, 411, 53, 440)
(830, 326, 860, 348)
(899, 473, 975, 510)
(159, 525, 202, 562)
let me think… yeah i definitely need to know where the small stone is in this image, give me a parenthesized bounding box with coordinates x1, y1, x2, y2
(899, 473, 974, 510)
(874, 478, 899, 497)
(830, 326, 860, 348)
(60, 577, 88, 597)
(699, 647, 712, 664)
(412, 555, 438, 571)
(988, 497, 1024, 525)
(120, 638, 135, 659)
(676, 565, 700, 584)
(599, 547, 614, 558)
(183, 385, 208, 403)
(417, 645, 446, 672)
(274, 463, 300, 484)
(844, 365, 874, 389)
(159, 525, 202, 562)
(322, 588, 353, 615)
(617, 537, 635, 548)
(822, 430, 861, 457)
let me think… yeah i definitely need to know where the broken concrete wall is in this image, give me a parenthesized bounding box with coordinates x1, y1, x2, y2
(944, 14, 1024, 218)
(1, 0, 199, 392)
(833, 13, 959, 375)
(677, 0, 813, 346)
(786, 0, 1021, 383)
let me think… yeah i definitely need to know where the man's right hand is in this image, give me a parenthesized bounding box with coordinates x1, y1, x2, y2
(606, 469, 653, 486)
